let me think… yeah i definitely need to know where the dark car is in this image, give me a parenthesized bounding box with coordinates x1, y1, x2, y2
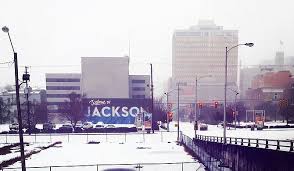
(43, 122, 56, 133)
(57, 123, 74, 133)
(74, 121, 83, 133)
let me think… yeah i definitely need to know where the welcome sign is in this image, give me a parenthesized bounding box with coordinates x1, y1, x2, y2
(83, 98, 151, 124)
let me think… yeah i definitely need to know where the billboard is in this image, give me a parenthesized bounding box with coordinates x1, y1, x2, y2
(83, 98, 151, 124)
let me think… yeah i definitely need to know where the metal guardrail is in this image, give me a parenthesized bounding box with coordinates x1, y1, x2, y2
(195, 134, 294, 152)
(2, 162, 201, 171)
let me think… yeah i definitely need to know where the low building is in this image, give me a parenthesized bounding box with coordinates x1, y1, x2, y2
(45, 57, 151, 123)
(0, 89, 47, 123)
(46, 73, 81, 122)
(129, 75, 150, 99)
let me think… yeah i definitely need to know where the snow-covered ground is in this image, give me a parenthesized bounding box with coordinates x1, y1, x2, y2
(0, 142, 56, 166)
(1, 132, 204, 171)
(170, 122, 294, 141)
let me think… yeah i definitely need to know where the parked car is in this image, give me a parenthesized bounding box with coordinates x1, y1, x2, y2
(199, 124, 208, 131)
(93, 123, 105, 132)
(9, 123, 19, 131)
(74, 121, 83, 132)
(83, 122, 94, 130)
(104, 124, 116, 132)
(57, 123, 74, 133)
(43, 122, 55, 132)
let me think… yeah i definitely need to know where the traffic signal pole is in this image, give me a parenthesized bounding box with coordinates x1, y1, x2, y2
(150, 63, 154, 133)
(166, 93, 169, 132)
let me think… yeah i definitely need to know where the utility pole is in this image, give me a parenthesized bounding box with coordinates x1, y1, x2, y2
(224, 47, 228, 144)
(150, 63, 154, 133)
(194, 76, 198, 139)
(24, 66, 31, 135)
(2, 26, 26, 171)
(166, 93, 169, 132)
(234, 92, 239, 129)
(177, 83, 180, 142)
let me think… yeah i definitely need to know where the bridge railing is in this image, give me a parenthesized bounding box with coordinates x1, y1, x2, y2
(195, 134, 294, 152)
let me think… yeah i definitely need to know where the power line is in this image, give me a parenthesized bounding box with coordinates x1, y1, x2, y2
(1, 63, 294, 69)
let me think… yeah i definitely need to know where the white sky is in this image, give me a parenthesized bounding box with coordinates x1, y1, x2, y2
(1, 0, 294, 96)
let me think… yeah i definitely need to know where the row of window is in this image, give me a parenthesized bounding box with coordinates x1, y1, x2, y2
(46, 86, 80, 90)
(132, 87, 145, 91)
(131, 79, 145, 83)
(46, 78, 80, 82)
(132, 95, 145, 99)
(47, 94, 81, 98)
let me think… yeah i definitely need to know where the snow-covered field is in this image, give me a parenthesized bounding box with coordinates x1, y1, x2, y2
(1, 131, 204, 171)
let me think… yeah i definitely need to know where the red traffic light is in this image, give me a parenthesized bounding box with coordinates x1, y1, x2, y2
(198, 103, 203, 109)
(214, 102, 218, 108)
(167, 112, 173, 121)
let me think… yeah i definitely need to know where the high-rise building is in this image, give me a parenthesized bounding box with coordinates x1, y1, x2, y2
(275, 51, 284, 71)
(171, 20, 238, 104)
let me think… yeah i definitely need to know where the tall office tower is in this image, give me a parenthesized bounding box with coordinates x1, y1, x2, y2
(275, 51, 284, 71)
(171, 20, 238, 104)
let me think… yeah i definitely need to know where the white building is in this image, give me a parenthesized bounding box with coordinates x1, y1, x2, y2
(81, 57, 130, 98)
(171, 20, 238, 104)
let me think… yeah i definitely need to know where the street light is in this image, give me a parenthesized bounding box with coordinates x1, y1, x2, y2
(223, 43, 254, 144)
(194, 74, 212, 139)
(2, 26, 26, 171)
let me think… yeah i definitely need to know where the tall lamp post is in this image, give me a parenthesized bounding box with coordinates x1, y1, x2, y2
(194, 75, 212, 139)
(223, 43, 254, 144)
(2, 26, 26, 170)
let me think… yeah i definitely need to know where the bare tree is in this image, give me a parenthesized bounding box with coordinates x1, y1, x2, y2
(58, 92, 84, 126)
(0, 98, 11, 124)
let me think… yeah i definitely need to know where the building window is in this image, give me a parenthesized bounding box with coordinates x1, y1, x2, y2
(46, 86, 80, 90)
(132, 95, 145, 99)
(132, 87, 145, 91)
(47, 94, 81, 98)
(46, 78, 80, 82)
(131, 80, 145, 83)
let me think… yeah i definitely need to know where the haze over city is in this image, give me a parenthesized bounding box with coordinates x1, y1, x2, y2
(1, 0, 294, 96)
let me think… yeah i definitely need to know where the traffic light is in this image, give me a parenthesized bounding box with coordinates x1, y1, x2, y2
(198, 103, 203, 109)
(167, 112, 173, 121)
(214, 102, 218, 108)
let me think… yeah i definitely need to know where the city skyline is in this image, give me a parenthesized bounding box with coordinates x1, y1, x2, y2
(1, 0, 294, 97)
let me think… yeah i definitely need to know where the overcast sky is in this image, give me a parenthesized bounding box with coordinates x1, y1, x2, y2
(1, 0, 294, 96)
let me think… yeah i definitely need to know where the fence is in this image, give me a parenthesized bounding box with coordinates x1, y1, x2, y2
(2, 162, 202, 171)
(181, 132, 294, 171)
(0, 131, 178, 144)
(180, 133, 224, 171)
(195, 134, 294, 152)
